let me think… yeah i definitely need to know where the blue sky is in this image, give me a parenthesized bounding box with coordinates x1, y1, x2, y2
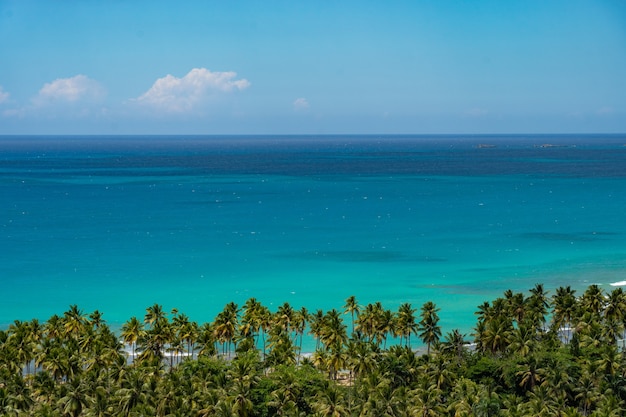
(1, 0, 625, 134)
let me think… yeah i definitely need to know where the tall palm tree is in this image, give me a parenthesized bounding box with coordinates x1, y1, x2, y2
(580, 284, 605, 318)
(309, 309, 325, 351)
(440, 329, 466, 362)
(320, 309, 348, 352)
(172, 312, 198, 360)
(274, 302, 295, 339)
(418, 301, 441, 355)
(293, 306, 309, 361)
(139, 317, 172, 363)
(7, 320, 36, 376)
(375, 308, 395, 350)
(356, 303, 381, 345)
(397, 303, 418, 348)
(63, 305, 87, 339)
(346, 339, 378, 382)
(144, 303, 167, 328)
(504, 291, 526, 325)
(481, 316, 512, 356)
(257, 305, 272, 359)
(43, 314, 64, 341)
(88, 310, 104, 330)
(213, 302, 239, 357)
(551, 285, 578, 343)
(241, 298, 262, 348)
(527, 284, 551, 331)
(196, 323, 217, 357)
(604, 288, 626, 346)
(121, 317, 145, 362)
(343, 295, 360, 336)
(508, 324, 536, 357)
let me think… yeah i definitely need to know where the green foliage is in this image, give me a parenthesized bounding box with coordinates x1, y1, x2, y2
(1, 285, 626, 416)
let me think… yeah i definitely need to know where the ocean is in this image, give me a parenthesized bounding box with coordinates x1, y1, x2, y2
(2, 134, 626, 348)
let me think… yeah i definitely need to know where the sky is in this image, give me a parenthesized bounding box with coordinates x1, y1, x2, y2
(1, 0, 625, 135)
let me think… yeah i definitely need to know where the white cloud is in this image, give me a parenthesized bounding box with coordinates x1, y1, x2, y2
(293, 97, 310, 111)
(33, 75, 105, 105)
(0, 86, 9, 104)
(135, 68, 250, 113)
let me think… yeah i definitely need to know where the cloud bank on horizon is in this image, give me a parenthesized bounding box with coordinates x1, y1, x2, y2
(0, 0, 625, 134)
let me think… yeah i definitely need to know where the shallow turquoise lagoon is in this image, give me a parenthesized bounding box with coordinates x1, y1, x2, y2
(2, 135, 626, 348)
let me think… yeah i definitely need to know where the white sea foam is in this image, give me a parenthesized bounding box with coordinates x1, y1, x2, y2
(610, 281, 626, 287)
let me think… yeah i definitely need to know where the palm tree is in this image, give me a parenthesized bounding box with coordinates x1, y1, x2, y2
(481, 316, 512, 355)
(213, 302, 239, 357)
(44, 314, 63, 339)
(418, 301, 441, 355)
(594, 345, 623, 378)
(144, 303, 167, 328)
(573, 371, 601, 416)
(440, 329, 466, 362)
(516, 354, 545, 392)
(267, 388, 297, 416)
(196, 323, 217, 357)
(475, 301, 492, 324)
(527, 284, 550, 331)
(309, 309, 325, 351)
(230, 378, 255, 417)
(356, 371, 400, 415)
(257, 305, 272, 359)
(343, 295, 360, 336)
(396, 302, 418, 348)
(57, 377, 89, 417)
(26, 318, 44, 371)
(346, 339, 378, 382)
(266, 325, 297, 367)
(88, 310, 104, 330)
(313, 384, 350, 417)
(38, 342, 70, 383)
(121, 317, 144, 362)
(551, 285, 578, 343)
(172, 312, 198, 360)
(241, 298, 262, 348)
(3, 374, 34, 414)
(409, 378, 444, 417)
(63, 305, 87, 339)
(320, 309, 348, 352)
(375, 308, 395, 349)
(504, 290, 526, 325)
(116, 367, 154, 416)
(507, 324, 536, 357)
(581, 284, 605, 318)
(139, 317, 172, 363)
(7, 320, 36, 376)
(293, 306, 309, 361)
(356, 303, 380, 345)
(604, 288, 626, 345)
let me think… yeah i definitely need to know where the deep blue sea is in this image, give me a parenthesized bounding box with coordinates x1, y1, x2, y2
(2, 134, 626, 347)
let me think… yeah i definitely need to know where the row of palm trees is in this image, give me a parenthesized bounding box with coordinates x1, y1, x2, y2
(2, 283, 626, 415)
(116, 296, 442, 371)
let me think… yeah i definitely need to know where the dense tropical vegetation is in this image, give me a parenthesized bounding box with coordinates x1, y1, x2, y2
(2, 283, 626, 416)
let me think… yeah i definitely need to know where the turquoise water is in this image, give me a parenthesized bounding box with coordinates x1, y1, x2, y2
(2, 135, 626, 347)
